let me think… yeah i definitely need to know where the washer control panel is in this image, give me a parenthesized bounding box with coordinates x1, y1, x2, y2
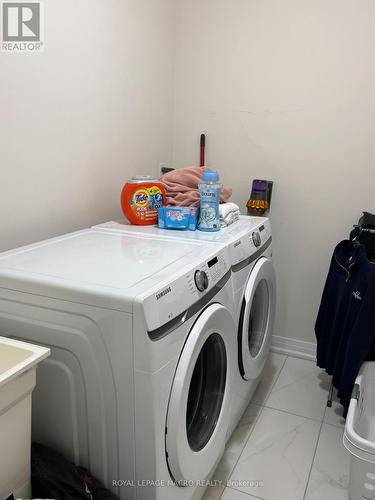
(143, 247, 231, 333)
(187, 250, 229, 295)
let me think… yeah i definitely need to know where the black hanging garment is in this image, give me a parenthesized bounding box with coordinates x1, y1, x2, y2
(315, 240, 375, 413)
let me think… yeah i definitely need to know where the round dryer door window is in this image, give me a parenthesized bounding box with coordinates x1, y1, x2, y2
(239, 257, 276, 381)
(165, 303, 236, 484)
(248, 279, 269, 358)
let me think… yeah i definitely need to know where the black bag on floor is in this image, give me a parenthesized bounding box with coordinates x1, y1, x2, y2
(31, 443, 118, 500)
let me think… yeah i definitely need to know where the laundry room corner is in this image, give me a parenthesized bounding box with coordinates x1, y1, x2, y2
(172, 0, 375, 352)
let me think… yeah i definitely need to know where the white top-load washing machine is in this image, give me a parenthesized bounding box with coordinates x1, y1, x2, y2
(93, 217, 276, 435)
(0, 229, 237, 500)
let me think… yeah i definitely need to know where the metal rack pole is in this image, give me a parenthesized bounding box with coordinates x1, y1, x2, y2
(327, 381, 334, 407)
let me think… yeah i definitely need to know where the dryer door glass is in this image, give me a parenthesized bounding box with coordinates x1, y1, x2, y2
(248, 279, 269, 357)
(165, 303, 236, 483)
(186, 333, 226, 451)
(239, 257, 276, 381)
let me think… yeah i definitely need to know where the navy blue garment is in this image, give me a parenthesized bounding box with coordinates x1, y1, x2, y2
(315, 240, 375, 412)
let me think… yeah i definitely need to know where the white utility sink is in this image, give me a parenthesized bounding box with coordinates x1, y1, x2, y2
(0, 336, 50, 500)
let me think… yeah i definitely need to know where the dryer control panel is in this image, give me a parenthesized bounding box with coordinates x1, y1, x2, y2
(229, 218, 272, 266)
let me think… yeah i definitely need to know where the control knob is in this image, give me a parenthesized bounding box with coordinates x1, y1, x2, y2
(194, 270, 209, 292)
(252, 231, 261, 248)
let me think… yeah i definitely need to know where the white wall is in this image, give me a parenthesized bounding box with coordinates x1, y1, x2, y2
(2, 0, 375, 344)
(0, 0, 175, 251)
(173, 0, 375, 343)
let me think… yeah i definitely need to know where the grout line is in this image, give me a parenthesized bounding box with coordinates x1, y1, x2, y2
(302, 409, 325, 500)
(260, 355, 330, 423)
(216, 485, 225, 500)
(224, 405, 265, 481)
(225, 485, 265, 499)
(253, 402, 326, 423)
(213, 406, 266, 500)
(255, 353, 288, 406)
(215, 355, 290, 500)
(218, 355, 345, 500)
(220, 355, 289, 495)
(324, 421, 345, 430)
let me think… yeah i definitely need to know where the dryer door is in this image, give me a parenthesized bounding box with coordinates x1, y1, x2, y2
(166, 303, 236, 483)
(239, 257, 276, 381)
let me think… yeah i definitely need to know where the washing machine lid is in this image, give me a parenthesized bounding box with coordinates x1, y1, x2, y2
(95, 219, 225, 242)
(94, 215, 268, 244)
(0, 230, 227, 311)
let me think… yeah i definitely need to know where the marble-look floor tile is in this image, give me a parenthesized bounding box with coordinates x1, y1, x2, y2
(230, 407, 321, 500)
(304, 423, 350, 500)
(324, 388, 346, 428)
(202, 484, 225, 500)
(212, 404, 262, 484)
(227, 404, 263, 454)
(212, 449, 241, 485)
(221, 486, 261, 499)
(265, 356, 330, 420)
(251, 352, 286, 405)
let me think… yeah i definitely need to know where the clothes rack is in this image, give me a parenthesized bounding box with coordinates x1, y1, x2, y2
(317, 215, 375, 414)
(353, 225, 375, 234)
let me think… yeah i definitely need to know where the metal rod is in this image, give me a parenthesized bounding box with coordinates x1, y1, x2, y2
(353, 225, 375, 234)
(327, 382, 334, 407)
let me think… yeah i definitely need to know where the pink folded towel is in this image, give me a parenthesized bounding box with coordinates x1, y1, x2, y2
(160, 166, 232, 207)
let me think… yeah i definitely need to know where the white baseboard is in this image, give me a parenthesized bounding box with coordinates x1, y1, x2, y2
(270, 335, 317, 361)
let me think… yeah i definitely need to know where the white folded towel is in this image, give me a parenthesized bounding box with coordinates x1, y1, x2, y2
(220, 202, 240, 227)
(219, 202, 240, 219)
(221, 211, 240, 227)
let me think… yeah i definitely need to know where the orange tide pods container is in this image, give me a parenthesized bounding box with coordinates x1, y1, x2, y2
(121, 176, 166, 225)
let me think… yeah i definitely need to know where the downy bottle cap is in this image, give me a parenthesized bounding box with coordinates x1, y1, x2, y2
(202, 170, 220, 182)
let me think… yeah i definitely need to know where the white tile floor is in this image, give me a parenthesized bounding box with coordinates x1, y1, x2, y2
(203, 353, 351, 500)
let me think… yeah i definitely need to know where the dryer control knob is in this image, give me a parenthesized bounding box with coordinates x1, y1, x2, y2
(195, 270, 209, 292)
(252, 232, 261, 248)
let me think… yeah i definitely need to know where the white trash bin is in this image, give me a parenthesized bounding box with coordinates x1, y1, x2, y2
(0, 336, 49, 500)
(344, 362, 375, 500)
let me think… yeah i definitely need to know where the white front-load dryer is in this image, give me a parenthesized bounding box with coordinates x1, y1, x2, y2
(93, 216, 276, 434)
(0, 229, 236, 500)
(227, 219, 276, 434)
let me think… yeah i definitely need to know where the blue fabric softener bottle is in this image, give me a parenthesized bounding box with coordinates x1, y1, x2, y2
(198, 169, 222, 232)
